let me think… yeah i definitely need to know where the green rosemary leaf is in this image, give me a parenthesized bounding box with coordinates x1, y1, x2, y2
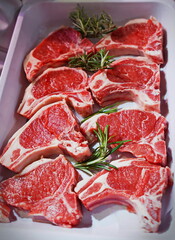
(68, 49, 114, 72)
(75, 166, 94, 176)
(74, 123, 131, 175)
(69, 5, 117, 38)
(110, 143, 124, 155)
(94, 164, 111, 171)
(108, 140, 132, 145)
(107, 163, 118, 170)
(81, 102, 119, 124)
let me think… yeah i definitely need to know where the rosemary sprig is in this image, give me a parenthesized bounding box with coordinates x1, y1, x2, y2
(81, 102, 120, 123)
(69, 4, 89, 37)
(74, 123, 131, 175)
(69, 5, 117, 38)
(68, 49, 114, 72)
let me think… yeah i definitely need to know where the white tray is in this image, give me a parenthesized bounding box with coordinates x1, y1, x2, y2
(0, 1, 174, 240)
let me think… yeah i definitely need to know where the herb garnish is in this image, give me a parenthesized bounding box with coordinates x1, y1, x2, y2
(69, 4, 117, 38)
(74, 123, 130, 175)
(68, 49, 114, 72)
(81, 102, 120, 124)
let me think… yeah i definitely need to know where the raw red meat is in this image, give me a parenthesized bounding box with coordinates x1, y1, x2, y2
(0, 101, 91, 172)
(95, 17, 163, 64)
(0, 187, 11, 223)
(24, 26, 94, 81)
(18, 67, 94, 118)
(81, 109, 167, 165)
(89, 56, 160, 112)
(1, 155, 82, 227)
(75, 158, 172, 232)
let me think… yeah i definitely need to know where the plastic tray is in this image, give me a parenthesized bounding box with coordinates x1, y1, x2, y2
(0, 1, 175, 240)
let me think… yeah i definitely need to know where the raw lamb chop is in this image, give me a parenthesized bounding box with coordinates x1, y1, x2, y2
(18, 67, 93, 118)
(1, 155, 82, 227)
(81, 109, 167, 165)
(89, 56, 160, 112)
(95, 17, 163, 64)
(75, 158, 172, 232)
(0, 101, 91, 172)
(24, 26, 94, 81)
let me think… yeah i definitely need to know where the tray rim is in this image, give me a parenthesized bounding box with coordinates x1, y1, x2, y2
(0, 1, 175, 240)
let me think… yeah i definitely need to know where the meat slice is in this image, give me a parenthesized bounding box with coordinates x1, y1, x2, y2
(95, 17, 163, 64)
(75, 158, 172, 232)
(18, 67, 94, 118)
(24, 26, 94, 81)
(89, 57, 160, 112)
(0, 101, 91, 172)
(0, 187, 11, 223)
(1, 155, 82, 227)
(81, 109, 167, 165)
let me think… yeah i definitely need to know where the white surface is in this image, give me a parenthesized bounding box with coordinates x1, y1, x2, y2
(0, 0, 22, 75)
(0, 0, 175, 240)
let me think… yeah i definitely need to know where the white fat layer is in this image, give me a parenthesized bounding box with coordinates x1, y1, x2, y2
(36, 65, 86, 78)
(18, 66, 90, 115)
(1, 100, 91, 170)
(81, 113, 105, 133)
(96, 17, 162, 65)
(19, 91, 93, 117)
(90, 60, 158, 92)
(17, 157, 55, 175)
(145, 49, 162, 56)
(81, 108, 166, 164)
(29, 167, 78, 220)
(76, 159, 168, 232)
(130, 167, 167, 232)
(75, 158, 137, 193)
(82, 107, 163, 127)
(76, 172, 110, 200)
(89, 58, 160, 112)
(0, 137, 61, 168)
(110, 158, 136, 167)
(11, 155, 79, 222)
(0, 135, 89, 170)
(125, 18, 148, 26)
(24, 33, 92, 79)
(97, 38, 139, 49)
(24, 50, 40, 71)
(59, 139, 89, 154)
(131, 195, 161, 232)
